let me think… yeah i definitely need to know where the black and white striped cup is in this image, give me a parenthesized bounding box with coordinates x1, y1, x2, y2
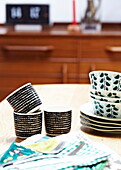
(6, 83, 42, 113)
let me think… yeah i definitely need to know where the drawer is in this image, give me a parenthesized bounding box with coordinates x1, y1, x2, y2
(79, 37, 121, 60)
(79, 61, 121, 83)
(0, 37, 78, 59)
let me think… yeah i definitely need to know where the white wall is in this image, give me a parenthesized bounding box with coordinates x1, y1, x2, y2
(0, 0, 121, 24)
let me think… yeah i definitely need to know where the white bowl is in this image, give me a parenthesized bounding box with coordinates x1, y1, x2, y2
(89, 70, 121, 91)
(90, 86, 121, 98)
(90, 93, 121, 103)
(91, 98, 121, 119)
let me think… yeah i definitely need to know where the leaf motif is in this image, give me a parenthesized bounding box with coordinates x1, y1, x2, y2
(106, 109, 111, 112)
(94, 82, 97, 86)
(113, 86, 118, 90)
(100, 84, 104, 89)
(99, 104, 103, 109)
(113, 107, 119, 111)
(115, 96, 120, 98)
(114, 75, 120, 79)
(95, 105, 98, 109)
(94, 76, 97, 80)
(114, 100, 120, 103)
(106, 104, 110, 107)
(107, 114, 112, 117)
(94, 101, 97, 104)
(92, 85, 95, 89)
(112, 112, 118, 115)
(106, 87, 109, 91)
(106, 76, 111, 81)
(107, 93, 112, 97)
(100, 73, 104, 77)
(96, 111, 100, 114)
(114, 80, 119, 85)
(95, 92, 98, 95)
(99, 109, 104, 113)
(100, 79, 104, 83)
(106, 82, 110, 86)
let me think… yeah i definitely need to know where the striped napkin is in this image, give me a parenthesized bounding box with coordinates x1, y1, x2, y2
(0, 132, 111, 170)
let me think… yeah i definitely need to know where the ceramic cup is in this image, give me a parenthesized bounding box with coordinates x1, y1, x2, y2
(89, 70, 121, 91)
(91, 98, 121, 119)
(6, 83, 42, 113)
(44, 105, 72, 136)
(14, 110, 43, 138)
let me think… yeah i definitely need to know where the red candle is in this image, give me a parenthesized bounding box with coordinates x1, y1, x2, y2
(72, 0, 77, 25)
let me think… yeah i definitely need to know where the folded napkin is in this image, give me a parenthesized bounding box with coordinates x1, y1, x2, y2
(0, 132, 112, 170)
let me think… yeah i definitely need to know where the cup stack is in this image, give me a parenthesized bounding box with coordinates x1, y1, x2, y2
(89, 71, 121, 119)
(6, 83, 42, 138)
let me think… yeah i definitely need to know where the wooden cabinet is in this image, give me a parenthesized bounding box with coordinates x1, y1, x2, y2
(0, 26, 121, 101)
(78, 35, 121, 83)
(0, 27, 79, 101)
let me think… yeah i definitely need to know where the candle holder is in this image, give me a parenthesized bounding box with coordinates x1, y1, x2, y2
(81, 0, 102, 33)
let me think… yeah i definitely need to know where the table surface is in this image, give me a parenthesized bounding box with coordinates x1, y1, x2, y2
(1, 84, 121, 156)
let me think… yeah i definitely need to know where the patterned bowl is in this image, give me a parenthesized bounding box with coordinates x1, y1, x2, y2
(90, 93, 121, 103)
(89, 71, 121, 91)
(91, 98, 121, 118)
(90, 87, 121, 98)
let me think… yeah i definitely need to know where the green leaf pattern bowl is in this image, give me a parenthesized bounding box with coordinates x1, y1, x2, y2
(89, 71, 121, 91)
(90, 87, 121, 98)
(90, 93, 121, 103)
(89, 70, 121, 119)
(91, 99, 121, 119)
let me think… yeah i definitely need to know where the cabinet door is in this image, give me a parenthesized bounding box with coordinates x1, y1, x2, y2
(0, 36, 78, 59)
(79, 37, 121, 60)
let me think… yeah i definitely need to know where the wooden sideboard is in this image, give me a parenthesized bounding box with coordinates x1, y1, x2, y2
(0, 25, 121, 101)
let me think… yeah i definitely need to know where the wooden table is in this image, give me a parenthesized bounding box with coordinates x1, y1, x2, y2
(1, 84, 121, 156)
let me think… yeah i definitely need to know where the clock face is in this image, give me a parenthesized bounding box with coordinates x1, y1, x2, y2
(6, 4, 50, 25)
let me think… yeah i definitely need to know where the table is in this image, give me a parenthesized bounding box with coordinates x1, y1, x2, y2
(1, 84, 121, 156)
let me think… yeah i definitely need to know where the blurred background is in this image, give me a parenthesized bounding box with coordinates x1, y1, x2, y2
(0, 0, 121, 23)
(0, 0, 121, 101)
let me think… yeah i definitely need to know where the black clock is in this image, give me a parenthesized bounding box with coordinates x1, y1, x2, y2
(6, 4, 50, 25)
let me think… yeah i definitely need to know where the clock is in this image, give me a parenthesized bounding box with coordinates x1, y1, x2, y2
(6, 4, 50, 25)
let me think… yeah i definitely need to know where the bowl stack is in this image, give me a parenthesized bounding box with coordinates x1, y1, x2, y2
(80, 71, 121, 133)
(89, 71, 121, 119)
(6, 83, 43, 138)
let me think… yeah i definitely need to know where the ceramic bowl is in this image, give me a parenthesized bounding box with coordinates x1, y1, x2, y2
(91, 98, 121, 118)
(90, 87, 121, 98)
(90, 93, 121, 103)
(89, 70, 121, 91)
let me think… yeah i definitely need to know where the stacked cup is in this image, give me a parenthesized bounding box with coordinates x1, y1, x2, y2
(6, 83, 42, 138)
(89, 71, 121, 119)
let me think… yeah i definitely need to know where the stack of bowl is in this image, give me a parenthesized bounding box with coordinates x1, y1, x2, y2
(89, 71, 121, 119)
